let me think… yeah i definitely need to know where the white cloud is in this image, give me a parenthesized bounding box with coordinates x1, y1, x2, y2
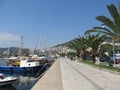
(0, 32, 19, 41)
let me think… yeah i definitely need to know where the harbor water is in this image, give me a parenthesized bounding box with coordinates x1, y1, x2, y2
(0, 58, 44, 90)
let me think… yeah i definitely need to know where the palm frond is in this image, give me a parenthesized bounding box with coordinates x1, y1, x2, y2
(96, 16, 117, 31)
(93, 27, 117, 37)
(84, 29, 100, 35)
(107, 4, 120, 29)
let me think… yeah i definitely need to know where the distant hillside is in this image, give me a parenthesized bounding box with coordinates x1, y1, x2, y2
(0, 47, 30, 57)
(0, 48, 8, 52)
(54, 39, 75, 47)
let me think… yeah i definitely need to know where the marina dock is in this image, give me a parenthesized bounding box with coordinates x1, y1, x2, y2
(32, 58, 120, 90)
(31, 59, 63, 90)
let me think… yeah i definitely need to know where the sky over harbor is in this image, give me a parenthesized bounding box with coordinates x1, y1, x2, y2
(0, 0, 119, 49)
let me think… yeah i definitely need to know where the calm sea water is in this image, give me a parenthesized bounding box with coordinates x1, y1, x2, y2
(0, 58, 42, 90)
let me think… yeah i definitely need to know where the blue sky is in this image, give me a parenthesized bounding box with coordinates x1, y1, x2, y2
(0, 0, 119, 49)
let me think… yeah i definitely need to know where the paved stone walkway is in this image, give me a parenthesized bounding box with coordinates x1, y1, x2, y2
(31, 60, 63, 90)
(61, 58, 120, 90)
(32, 58, 120, 90)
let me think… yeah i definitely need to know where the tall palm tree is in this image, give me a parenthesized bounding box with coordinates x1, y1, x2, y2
(76, 36, 87, 60)
(86, 34, 106, 63)
(68, 36, 87, 60)
(85, 3, 120, 41)
(68, 38, 81, 58)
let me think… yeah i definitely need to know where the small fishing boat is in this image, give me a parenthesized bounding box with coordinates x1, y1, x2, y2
(0, 73, 18, 86)
(0, 57, 45, 73)
(0, 36, 47, 73)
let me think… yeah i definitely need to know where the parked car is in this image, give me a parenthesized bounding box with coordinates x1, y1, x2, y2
(109, 57, 120, 64)
(100, 57, 106, 62)
(115, 59, 120, 64)
(115, 54, 120, 64)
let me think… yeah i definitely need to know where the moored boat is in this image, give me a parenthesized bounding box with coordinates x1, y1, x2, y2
(0, 57, 46, 73)
(0, 73, 18, 86)
(0, 36, 48, 73)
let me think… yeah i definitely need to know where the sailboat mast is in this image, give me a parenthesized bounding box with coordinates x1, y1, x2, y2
(19, 35, 23, 57)
(7, 47, 10, 57)
(34, 35, 41, 54)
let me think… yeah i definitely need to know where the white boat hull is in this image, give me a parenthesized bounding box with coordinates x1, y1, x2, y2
(0, 77, 18, 86)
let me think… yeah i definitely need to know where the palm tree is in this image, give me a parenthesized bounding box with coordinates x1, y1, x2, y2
(68, 36, 87, 60)
(86, 34, 106, 63)
(68, 38, 81, 59)
(76, 36, 87, 60)
(85, 3, 120, 41)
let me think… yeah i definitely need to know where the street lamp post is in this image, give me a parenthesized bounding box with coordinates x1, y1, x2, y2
(112, 39, 116, 67)
(101, 24, 116, 67)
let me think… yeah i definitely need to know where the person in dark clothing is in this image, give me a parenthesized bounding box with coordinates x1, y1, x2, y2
(104, 53, 112, 66)
(70, 56, 73, 60)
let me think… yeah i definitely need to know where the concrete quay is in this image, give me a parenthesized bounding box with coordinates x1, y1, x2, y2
(32, 58, 120, 90)
(31, 59, 63, 90)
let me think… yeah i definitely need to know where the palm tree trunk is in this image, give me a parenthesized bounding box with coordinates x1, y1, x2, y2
(81, 53, 86, 61)
(92, 55, 96, 63)
(76, 50, 80, 58)
(81, 50, 86, 61)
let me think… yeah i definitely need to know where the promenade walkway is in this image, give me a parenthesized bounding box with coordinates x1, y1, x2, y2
(31, 59, 63, 90)
(32, 58, 120, 90)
